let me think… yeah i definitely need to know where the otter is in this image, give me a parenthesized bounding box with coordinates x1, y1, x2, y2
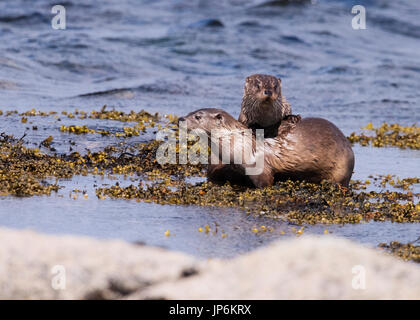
(178, 108, 354, 188)
(238, 74, 293, 138)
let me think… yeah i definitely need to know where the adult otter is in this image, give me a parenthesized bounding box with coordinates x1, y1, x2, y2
(238, 74, 293, 138)
(178, 108, 354, 188)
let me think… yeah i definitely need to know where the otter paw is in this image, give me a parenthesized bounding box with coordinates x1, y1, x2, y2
(283, 114, 301, 124)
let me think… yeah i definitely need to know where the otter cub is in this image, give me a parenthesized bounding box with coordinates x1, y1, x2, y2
(179, 108, 354, 188)
(239, 74, 295, 138)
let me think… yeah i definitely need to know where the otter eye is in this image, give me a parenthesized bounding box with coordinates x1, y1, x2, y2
(195, 115, 201, 120)
(274, 84, 278, 91)
(255, 84, 260, 90)
(215, 114, 222, 120)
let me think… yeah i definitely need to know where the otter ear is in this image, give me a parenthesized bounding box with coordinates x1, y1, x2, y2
(245, 76, 251, 83)
(277, 77, 282, 84)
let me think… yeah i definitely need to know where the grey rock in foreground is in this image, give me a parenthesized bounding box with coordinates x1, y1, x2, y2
(134, 237, 420, 300)
(0, 227, 419, 299)
(0, 227, 196, 299)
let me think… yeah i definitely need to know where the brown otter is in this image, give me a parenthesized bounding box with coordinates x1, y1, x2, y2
(178, 108, 354, 188)
(238, 74, 293, 137)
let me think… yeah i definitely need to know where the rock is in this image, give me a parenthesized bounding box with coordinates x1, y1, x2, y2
(0, 228, 196, 299)
(132, 237, 420, 300)
(0, 227, 419, 299)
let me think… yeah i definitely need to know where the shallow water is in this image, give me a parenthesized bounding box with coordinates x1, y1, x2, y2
(0, 0, 419, 258)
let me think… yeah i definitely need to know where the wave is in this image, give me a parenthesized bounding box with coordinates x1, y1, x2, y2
(79, 82, 189, 97)
(371, 15, 420, 39)
(0, 12, 49, 24)
(252, 0, 310, 8)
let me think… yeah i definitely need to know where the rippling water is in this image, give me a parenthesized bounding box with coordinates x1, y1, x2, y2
(0, 0, 419, 258)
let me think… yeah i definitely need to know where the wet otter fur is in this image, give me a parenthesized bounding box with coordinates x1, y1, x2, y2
(179, 108, 354, 188)
(239, 74, 293, 138)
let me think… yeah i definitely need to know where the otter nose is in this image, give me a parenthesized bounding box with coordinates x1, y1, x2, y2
(177, 117, 185, 125)
(264, 90, 272, 97)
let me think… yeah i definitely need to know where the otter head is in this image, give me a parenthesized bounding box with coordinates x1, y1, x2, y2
(178, 108, 240, 133)
(244, 74, 282, 104)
